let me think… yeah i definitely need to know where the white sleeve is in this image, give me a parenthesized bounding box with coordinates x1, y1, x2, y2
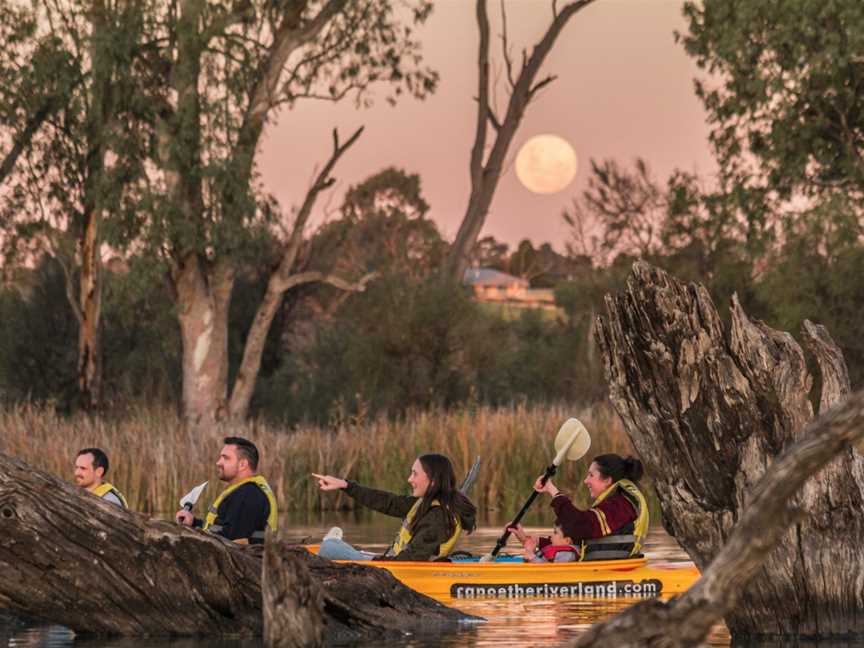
(102, 491, 124, 507)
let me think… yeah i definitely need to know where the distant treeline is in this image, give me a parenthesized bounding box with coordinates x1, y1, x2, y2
(2, 175, 862, 426)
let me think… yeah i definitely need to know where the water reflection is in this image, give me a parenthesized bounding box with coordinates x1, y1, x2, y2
(10, 515, 859, 647)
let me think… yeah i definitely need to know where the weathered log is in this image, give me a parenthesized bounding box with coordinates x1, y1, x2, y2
(263, 539, 325, 648)
(594, 262, 864, 640)
(571, 387, 864, 648)
(267, 545, 479, 645)
(0, 453, 475, 641)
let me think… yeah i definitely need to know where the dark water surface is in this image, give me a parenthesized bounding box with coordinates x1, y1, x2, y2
(1, 513, 857, 647)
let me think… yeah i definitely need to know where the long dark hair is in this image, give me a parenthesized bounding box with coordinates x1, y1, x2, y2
(411, 454, 477, 536)
(593, 454, 644, 483)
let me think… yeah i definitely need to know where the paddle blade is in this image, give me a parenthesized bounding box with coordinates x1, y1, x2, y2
(553, 418, 591, 464)
(179, 480, 209, 509)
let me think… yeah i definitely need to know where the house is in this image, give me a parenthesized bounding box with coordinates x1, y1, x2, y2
(462, 267, 556, 311)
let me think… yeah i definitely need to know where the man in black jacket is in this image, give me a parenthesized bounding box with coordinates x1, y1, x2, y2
(176, 437, 278, 544)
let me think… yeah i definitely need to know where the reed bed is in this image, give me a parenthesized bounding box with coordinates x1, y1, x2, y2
(0, 402, 655, 517)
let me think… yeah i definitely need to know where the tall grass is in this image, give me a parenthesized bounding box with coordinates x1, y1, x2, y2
(0, 402, 654, 517)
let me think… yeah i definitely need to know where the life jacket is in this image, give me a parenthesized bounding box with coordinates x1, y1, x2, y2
(539, 544, 579, 562)
(388, 499, 461, 560)
(579, 479, 648, 561)
(92, 482, 128, 508)
(203, 475, 278, 543)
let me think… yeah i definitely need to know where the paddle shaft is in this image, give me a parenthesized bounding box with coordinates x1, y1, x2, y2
(488, 463, 557, 558)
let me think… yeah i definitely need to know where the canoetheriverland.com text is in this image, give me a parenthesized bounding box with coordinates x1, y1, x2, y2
(450, 579, 662, 600)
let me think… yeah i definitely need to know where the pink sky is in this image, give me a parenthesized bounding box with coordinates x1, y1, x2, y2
(258, 0, 716, 253)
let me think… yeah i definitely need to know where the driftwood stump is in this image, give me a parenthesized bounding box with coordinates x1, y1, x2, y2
(571, 388, 864, 648)
(593, 262, 864, 641)
(0, 453, 476, 641)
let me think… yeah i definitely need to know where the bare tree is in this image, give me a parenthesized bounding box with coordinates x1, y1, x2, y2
(227, 127, 375, 420)
(563, 158, 666, 266)
(444, 0, 598, 282)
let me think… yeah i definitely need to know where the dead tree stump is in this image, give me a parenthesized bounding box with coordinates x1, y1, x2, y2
(594, 262, 864, 640)
(571, 388, 864, 648)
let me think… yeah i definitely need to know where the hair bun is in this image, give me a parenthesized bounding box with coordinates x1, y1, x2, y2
(623, 456, 644, 482)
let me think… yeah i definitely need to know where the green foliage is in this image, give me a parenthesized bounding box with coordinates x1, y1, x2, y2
(256, 276, 503, 423)
(680, 0, 864, 202)
(100, 259, 183, 404)
(0, 258, 77, 405)
(755, 197, 864, 386)
(308, 166, 446, 280)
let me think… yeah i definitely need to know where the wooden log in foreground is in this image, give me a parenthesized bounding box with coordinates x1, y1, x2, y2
(587, 262, 864, 644)
(0, 453, 475, 642)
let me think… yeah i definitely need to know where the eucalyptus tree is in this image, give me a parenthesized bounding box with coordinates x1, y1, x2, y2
(134, 0, 437, 424)
(680, 0, 864, 228)
(0, 0, 148, 409)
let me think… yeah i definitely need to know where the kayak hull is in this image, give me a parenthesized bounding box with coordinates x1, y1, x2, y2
(306, 546, 699, 603)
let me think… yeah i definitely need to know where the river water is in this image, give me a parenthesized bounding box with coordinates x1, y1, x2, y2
(1, 511, 844, 648)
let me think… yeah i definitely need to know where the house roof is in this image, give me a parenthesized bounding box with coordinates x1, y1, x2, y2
(462, 267, 529, 288)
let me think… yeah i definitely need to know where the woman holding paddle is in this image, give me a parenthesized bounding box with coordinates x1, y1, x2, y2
(509, 453, 649, 561)
(313, 453, 477, 561)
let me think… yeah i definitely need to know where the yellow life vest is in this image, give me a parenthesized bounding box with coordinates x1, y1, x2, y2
(389, 499, 461, 559)
(580, 479, 649, 560)
(203, 475, 278, 542)
(92, 482, 128, 509)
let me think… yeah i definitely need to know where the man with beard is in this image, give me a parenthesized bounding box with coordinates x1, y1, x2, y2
(74, 447, 128, 508)
(175, 437, 278, 544)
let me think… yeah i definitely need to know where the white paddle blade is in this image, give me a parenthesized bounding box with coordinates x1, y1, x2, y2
(553, 418, 591, 465)
(179, 480, 209, 509)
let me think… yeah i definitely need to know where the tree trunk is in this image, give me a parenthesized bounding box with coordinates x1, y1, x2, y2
(77, 207, 103, 410)
(571, 387, 864, 648)
(593, 261, 864, 640)
(76, 0, 113, 410)
(175, 257, 234, 426)
(0, 453, 476, 640)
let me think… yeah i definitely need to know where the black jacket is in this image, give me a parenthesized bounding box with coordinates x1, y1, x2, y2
(193, 482, 271, 544)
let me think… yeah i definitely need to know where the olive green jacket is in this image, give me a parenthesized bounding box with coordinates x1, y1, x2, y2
(344, 481, 474, 562)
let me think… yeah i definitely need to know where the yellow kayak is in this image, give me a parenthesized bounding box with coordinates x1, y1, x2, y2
(306, 546, 699, 604)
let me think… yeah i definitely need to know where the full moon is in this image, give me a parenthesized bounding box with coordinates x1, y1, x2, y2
(515, 134, 578, 194)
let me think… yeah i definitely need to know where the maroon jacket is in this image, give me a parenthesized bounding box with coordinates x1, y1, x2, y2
(538, 492, 636, 550)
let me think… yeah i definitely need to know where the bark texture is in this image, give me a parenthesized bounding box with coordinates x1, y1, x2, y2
(570, 388, 864, 648)
(263, 539, 325, 648)
(593, 262, 864, 641)
(175, 258, 235, 425)
(0, 453, 474, 640)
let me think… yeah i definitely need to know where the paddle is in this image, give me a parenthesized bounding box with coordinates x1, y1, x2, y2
(480, 418, 590, 562)
(459, 456, 482, 495)
(176, 480, 209, 523)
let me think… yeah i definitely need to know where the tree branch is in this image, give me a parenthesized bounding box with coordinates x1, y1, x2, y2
(225, 125, 364, 420)
(499, 0, 516, 89)
(274, 270, 377, 294)
(245, 0, 347, 135)
(280, 126, 364, 270)
(528, 74, 557, 99)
